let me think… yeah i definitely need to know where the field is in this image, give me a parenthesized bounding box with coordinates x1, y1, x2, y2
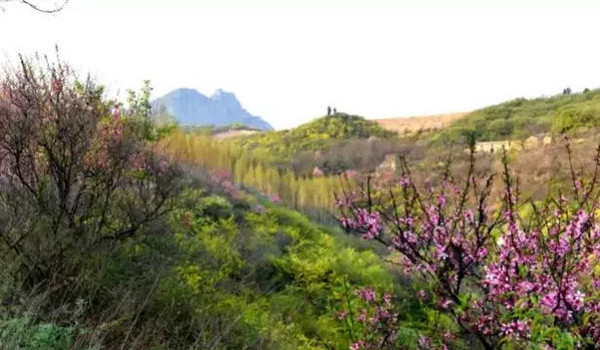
(374, 111, 469, 134)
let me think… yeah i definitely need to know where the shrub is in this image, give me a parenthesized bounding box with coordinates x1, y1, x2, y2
(0, 317, 74, 350)
(0, 55, 180, 306)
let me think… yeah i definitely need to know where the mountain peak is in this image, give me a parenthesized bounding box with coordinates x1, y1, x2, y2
(170, 87, 202, 97)
(210, 89, 241, 107)
(211, 88, 232, 98)
(152, 88, 273, 131)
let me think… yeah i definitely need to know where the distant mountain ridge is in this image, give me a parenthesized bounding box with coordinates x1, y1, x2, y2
(152, 88, 273, 130)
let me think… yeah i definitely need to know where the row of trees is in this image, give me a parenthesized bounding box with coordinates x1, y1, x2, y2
(160, 131, 348, 223)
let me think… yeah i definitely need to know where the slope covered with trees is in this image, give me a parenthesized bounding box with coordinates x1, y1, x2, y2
(7, 54, 600, 350)
(424, 88, 600, 144)
(231, 113, 397, 163)
(0, 55, 445, 350)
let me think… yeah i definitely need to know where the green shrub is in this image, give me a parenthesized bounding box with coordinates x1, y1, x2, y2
(0, 317, 73, 350)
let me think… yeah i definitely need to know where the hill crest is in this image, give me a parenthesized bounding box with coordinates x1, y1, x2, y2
(374, 112, 469, 135)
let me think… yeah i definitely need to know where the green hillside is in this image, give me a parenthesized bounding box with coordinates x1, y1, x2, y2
(9, 55, 600, 350)
(0, 59, 444, 349)
(230, 113, 396, 162)
(428, 88, 600, 144)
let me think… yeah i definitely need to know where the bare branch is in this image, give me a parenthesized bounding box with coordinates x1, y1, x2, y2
(0, 0, 69, 14)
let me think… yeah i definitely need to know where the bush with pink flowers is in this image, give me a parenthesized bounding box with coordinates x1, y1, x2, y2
(338, 142, 600, 349)
(0, 55, 180, 297)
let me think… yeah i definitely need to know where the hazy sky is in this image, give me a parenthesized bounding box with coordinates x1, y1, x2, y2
(2, 0, 600, 129)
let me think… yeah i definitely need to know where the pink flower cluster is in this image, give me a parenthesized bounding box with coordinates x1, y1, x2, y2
(342, 287, 399, 350)
(269, 194, 281, 203)
(345, 169, 358, 179)
(337, 163, 600, 348)
(484, 207, 593, 327)
(356, 287, 376, 303)
(340, 209, 382, 240)
(208, 169, 238, 198)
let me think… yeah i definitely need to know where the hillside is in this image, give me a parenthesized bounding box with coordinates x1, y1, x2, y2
(427, 88, 600, 144)
(152, 88, 273, 130)
(1, 60, 441, 350)
(207, 89, 600, 179)
(375, 112, 469, 135)
(10, 56, 600, 350)
(229, 113, 397, 163)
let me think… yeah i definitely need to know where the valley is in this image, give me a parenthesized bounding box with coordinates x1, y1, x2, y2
(2, 27, 600, 350)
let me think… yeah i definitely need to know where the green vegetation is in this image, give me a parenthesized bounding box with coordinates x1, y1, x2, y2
(0, 57, 440, 350)
(0, 159, 432, 349)
(7, 55, 600, 350)
(158, 114, 409, 227)
(428, 88, 600, 144)
(162, 131, 349, 224)
(160, 189, 400, 349)
(231, 113, 396, 163)
(180, 123, 261, 134)
(0, 318, 74, 350)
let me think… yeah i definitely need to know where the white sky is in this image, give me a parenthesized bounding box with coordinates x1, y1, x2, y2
(2, 0, 600, 129)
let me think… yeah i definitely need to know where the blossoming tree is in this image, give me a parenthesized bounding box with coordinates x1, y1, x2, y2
(0, 55, 179, 296)
(337, 143, 600, 349)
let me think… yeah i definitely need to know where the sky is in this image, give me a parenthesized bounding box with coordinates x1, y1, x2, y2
(2, 0, 600, 129)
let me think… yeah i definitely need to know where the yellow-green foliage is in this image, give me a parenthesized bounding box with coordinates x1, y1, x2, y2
(160, 130, 351, 223)
(158, 188, 402, 349)
(230, 113, 397, 162)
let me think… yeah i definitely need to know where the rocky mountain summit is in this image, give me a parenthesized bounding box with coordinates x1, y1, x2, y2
(152, 88, 273, 130)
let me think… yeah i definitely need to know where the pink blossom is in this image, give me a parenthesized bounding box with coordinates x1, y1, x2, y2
(399, 175, 410, 187)
(418, 335, 432, 349)
(270, 194, 281, 203)
(439, 299, 452, 309)
(312, 166, 324, 177)
(356, 287, 376, 303)
(350, 340, 365, 350)
(345, 169, 357, 178)
(336, 155, 600, 347)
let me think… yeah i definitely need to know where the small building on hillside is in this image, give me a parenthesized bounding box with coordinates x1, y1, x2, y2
(523, 134, 553, 149)
(376, 154, 398, 174)
(373, 154, 398, 184)
(542, 135, 552, 146)
(474, 141, 513, 153)
(524, 136, 540, 149)
(473, 134, 553, 154)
